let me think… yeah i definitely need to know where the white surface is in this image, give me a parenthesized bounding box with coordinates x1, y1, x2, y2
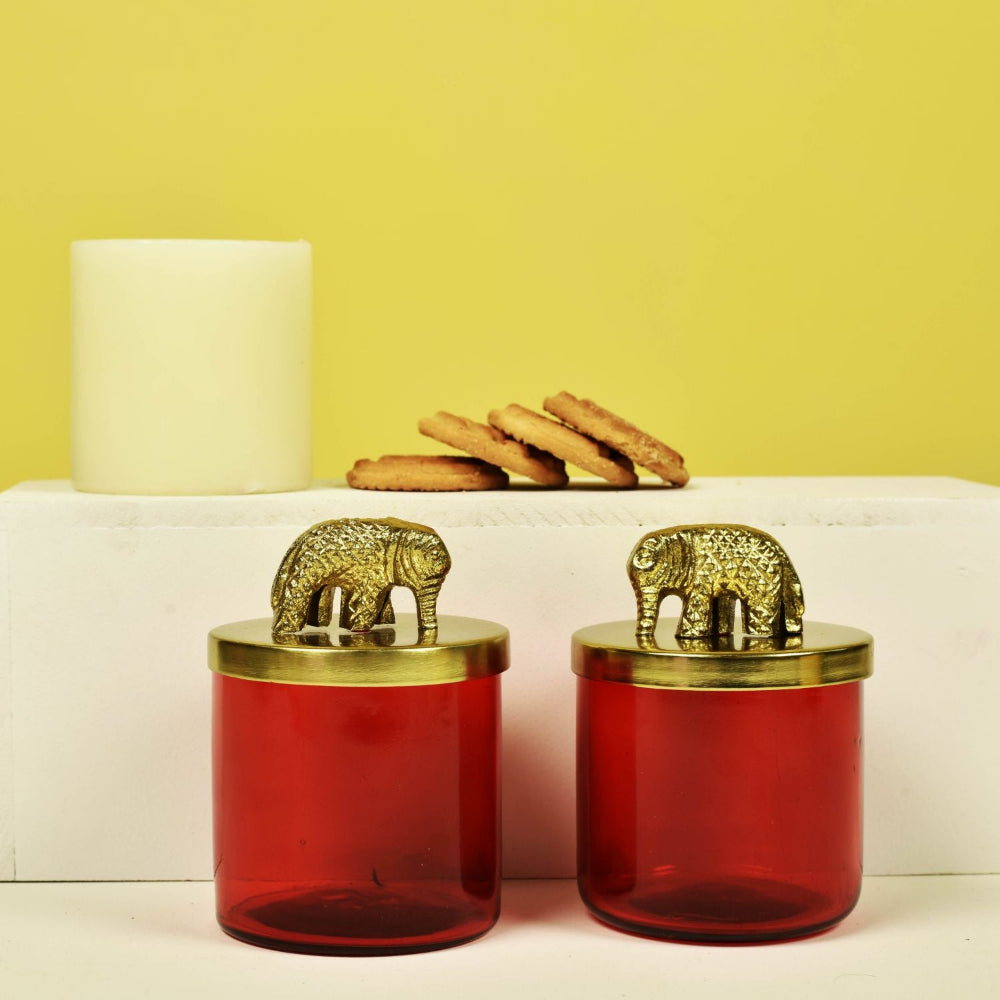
(0, 529, 11, 880)
(2, 477, 999, 880)
(70, 239, 312, 494)
(0, 877, 996, 999)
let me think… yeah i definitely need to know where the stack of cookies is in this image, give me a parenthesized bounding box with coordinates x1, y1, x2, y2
(347, 392, 688, 492)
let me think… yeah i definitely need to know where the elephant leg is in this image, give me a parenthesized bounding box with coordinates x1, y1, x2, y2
(273, 599, 307, 634)
(307, 585, 335, 627)
(783, 603, 803, 635)
(743, 599, 780, 637)
(713, 594, 737, 635)
(635, 586, 663, 637)
(782, 572, 804, 634)
(413, 583, 442, 631)
(678, 591, 713, 637)
(376, 590, 396, 625)
(305, 588, 323, 627)
(342, 588, 380, 632)
(339, 587, 381, 631)
(338, 588, 354, 630)
(317, 586, 335, 627)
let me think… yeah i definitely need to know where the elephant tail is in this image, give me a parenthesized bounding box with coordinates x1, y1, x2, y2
(782, 555, 805, 630)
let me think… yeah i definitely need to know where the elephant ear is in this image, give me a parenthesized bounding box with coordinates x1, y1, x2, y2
(632, 538, 660, 572)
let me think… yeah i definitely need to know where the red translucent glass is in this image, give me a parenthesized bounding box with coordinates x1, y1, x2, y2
(213, 674, 500, 954)
(578, 678, 862, 942)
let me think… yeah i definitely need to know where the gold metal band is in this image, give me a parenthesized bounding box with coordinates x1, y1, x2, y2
(210, 614, 509, 687)
(572, 619, 872, 690)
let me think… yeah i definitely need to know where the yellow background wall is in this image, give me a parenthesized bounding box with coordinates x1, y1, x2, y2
(2, 1, 998, 491)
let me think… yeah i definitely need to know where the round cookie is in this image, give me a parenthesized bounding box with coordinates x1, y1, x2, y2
(488, 404, 638, 488)
(543, 392, 689, 486)
(418, 411, 568, 487)
(347, 455, 509, 491)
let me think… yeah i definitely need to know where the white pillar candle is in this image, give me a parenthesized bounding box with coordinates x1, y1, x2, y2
(71, 239, 312, 495)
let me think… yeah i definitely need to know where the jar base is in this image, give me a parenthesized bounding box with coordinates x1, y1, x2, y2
(217, 880, 499, 955)
(580, 875, 858, 943)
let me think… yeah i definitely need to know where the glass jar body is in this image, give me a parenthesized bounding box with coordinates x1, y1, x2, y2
(213, 673, 501, 954)
(577, 677, 863, 942)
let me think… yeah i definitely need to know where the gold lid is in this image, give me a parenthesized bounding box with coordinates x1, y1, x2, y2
(572, 618, 872, 690)
(574, 523, 873, 689)
(210, 516, 507, 685)
(210, 614, 509, 687)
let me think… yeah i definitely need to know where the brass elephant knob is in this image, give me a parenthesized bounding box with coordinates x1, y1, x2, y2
(628, 524, 804, 640)
(271, 517, 452, 636)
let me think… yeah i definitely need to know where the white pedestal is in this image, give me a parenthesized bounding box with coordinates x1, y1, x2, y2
(2, 477, 999, 881)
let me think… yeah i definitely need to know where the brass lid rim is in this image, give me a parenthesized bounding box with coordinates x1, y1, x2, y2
(572, 619, 873, 690)
(210, 614, 509, 687)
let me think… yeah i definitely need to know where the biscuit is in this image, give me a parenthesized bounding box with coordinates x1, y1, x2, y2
(488, 403, 638, 488)
(347, 455, 509, 491)
(542, 392, 689, 486)
(418, 411, 568, 487)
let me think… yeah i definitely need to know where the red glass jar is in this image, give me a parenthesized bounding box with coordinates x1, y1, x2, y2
(574, 620, 872, 942)
(210, 614, 508, 954)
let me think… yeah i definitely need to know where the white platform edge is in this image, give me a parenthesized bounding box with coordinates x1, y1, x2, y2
(0, 528, 12, 880)
(3, 476, 1000, 530)
(2, 477, 999, 882)
(0, 876, 997, 999)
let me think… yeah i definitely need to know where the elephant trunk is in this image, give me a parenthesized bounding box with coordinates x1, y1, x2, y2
(273, 579, 309, 634)
(271, 540, 326, 634)
(630, 531, 694, 637)
(781, 556, 805, 633)
(271, 538, 302, 613)
(394, 530, 450, 631)
(414, 583, 442, 632)
(661, 534, 694, 592)
(635, 585, 662, 638)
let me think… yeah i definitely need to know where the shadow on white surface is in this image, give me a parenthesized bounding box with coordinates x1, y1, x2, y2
(492, 879, 593, 938)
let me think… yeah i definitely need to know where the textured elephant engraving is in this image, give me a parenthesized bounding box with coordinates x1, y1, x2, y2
(627, 524, 804, 639)
(271, 517, 451, 635)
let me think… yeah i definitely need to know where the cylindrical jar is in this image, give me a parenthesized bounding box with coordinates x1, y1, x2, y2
(210, 614, 508, 954)
(574, 620, 872, 942)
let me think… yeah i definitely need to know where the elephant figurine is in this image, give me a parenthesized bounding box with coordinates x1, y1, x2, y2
(271, 517, 452, 635)
(627, 524, 804, 640)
